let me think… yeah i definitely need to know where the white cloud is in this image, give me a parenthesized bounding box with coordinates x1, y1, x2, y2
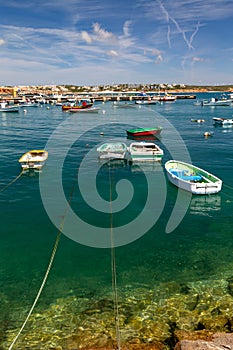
(192, 56, 205, 62)
(92, 23, 117, 42)
(81, 31, 92, 44)
(107, 50, 119, 57)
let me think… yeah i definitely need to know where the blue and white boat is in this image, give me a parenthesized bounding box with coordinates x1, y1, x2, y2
(165, 160, 222, 195)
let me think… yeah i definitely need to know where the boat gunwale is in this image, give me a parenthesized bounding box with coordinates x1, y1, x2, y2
(165, 160, 222, 184)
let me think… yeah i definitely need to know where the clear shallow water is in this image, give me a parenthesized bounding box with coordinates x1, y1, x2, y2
(1, 94, 233, 348)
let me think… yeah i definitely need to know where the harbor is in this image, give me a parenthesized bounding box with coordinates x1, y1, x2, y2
(1, 92, 233, 349)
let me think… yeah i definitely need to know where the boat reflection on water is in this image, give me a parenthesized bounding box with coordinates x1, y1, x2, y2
(98, 158, 128, 169)
(127, 135, 160, 141)
(189, 195, 221, 216)
(130, 162, 163, 173)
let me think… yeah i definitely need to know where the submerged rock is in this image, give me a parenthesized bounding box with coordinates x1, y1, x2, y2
(174, 332, 233, 350)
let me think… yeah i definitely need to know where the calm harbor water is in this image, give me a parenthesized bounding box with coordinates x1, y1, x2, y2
(1, 93, 233, 349)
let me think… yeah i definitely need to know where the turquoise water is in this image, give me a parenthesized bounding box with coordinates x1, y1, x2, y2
(1, 94, 233, 348)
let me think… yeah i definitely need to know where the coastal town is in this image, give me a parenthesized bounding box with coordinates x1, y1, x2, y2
(0, 83, 233, 103)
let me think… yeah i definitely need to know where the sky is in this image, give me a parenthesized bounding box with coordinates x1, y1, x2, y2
(0, 0, 233, 86)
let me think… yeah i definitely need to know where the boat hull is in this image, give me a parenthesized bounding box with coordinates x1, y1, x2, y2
(165, 160, 222, 195)
(213, 117, 233, 126)
(0, 106, 19, 113)
(20, 161, 46, 170)
(69, 107, 100, 113)
(126, 127, 162, 137)
(128, 142, 164, 162)
(62, 103, 93, 111)
(97, 143, 127, 160)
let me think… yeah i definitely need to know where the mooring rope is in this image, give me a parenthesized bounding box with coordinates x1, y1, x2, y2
(8, 167, 80, 350)
(223, 183, 233, 191)
(8, 160, 122, 350)
(108, 163, 121, 350)
(8, 231, 62, 350)
(0, 170, 25, 193)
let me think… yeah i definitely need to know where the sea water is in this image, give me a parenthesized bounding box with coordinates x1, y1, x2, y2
(1, 94, 233, 348)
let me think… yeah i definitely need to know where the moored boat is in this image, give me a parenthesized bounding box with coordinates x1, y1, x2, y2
(213, 117, 233, 126)
(0, 102, 19, 113)
(165, 160, 222, 195)
(202, 97, 233, 106)
(62, 102, 93, 111)
(69, 106, 100, 113)
(128, 142, 164, 162)
(19, 150, 48, 170)
(97, 142, 128, 160)
(152, 93, 177, 102)
(135, 100, 157, 105)
(126, 127, 162, 137)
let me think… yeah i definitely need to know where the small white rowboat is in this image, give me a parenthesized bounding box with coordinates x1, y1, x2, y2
(165, 160, 222, 195)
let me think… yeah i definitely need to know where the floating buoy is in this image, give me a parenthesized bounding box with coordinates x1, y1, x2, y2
(23, 109, 27, 113)
(191, 119, 205, 123)
(204, 131, 213, 137)
(100, 132, 104, 136)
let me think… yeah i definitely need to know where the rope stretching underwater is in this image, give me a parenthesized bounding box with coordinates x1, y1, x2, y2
(108, 164, 121, 350)
(7, 162, 122, 350)
(0, 170, 25, 193)
(7, 167, 80, 350)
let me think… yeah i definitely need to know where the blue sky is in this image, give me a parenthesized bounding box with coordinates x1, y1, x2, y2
(0, 0, 233, 86)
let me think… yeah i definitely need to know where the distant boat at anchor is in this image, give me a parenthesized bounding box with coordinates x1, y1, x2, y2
(213, 117, 233, 126)
(126, 127, 162, 137)
(19, 150, 48, 170)
(0, 102, 19, 113)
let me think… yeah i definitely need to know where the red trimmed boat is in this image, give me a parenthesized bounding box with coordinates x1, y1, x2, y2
(126, 127, 162, 137)
(62, 102, 93, 111)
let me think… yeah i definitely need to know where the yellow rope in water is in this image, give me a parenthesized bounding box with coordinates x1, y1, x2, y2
(109, 164, 121, 350)
(0, 170, 25, 193)
(8, 231, 62, 350)
(8, 167, 80, 350)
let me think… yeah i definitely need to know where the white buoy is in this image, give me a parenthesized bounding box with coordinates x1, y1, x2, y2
(204, 131, 213, 137)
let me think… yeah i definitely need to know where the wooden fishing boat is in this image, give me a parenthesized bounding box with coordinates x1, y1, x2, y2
(126, 127, 162, 137)
(69, 106, 100, 113)
(97, 142, 128, 160)
(62, 102, 93, 111)
(128, 142, 164, 162)
(165, 160, 222, 195)
(19, 150, 48, 170)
